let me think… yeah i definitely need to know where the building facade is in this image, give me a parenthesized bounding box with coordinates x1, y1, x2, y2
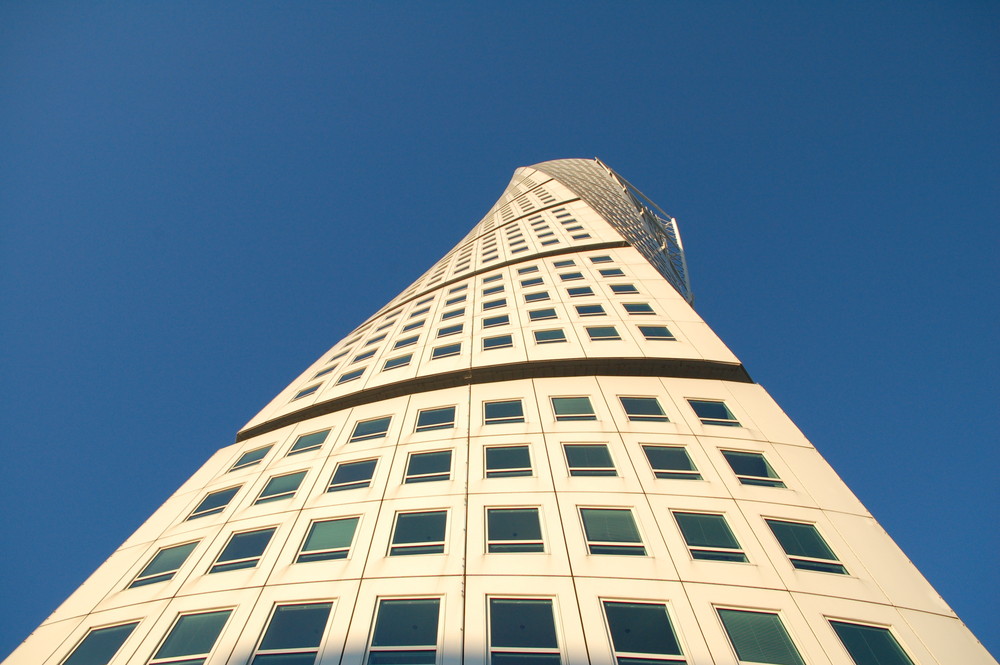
(7, 159, 993, 665)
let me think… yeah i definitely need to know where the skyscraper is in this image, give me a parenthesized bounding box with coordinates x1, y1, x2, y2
(7, 158, 992, 665)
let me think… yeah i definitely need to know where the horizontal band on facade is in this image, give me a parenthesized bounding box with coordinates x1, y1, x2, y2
(235, 357, 754, 443)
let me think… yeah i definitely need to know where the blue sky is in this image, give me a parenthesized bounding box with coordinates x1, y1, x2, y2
(1, 2, 997, 659)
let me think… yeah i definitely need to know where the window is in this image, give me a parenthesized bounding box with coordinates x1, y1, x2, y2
(209, 527, 275, 572)
(517, 265, 539, 274)
(251, 603, 333, 664)
(688, 400, 741, 426)
(449, 284, 467, 293)
(551, 396, 596, 421)
(603, 601, 685, 664)
(533, 329, 566, 344)
(673, 512, 747, 562)
(255, 471, 307, 504)
(580, 508, 646, 555)
(441, 308, 464, 320)
(337, 368, 365, 384)
(619, 396, 669, 422)
(368, 599, 440, 664)
(405, 450, 452, 483)
(297, 517, 359, 562)
(623, 303, 655, 315)
(416, 296, 434, 305)
(567, 286, 595, 297)
(350, 416, 391, 443)
(722, 451, 785, 487)
(149, 610, 231, 665)
(599, 268, 625, 277)
(521, 277, 544, 287)
(564, 444, 616, 476)
(62, 622, 139, 665)
(365, 334, 387, 346)
(553, 259, 575, 268)
(446, 295, 467, 306)
(524, 291, 550, 303)
(830, 622, 915, 665)
(352, 350, 376, 363)
(128, 542, 198, 588)
(288, 429, 330, 455)
(187, 486, 240, 520)
(483, 274, 503, 284)
(483, 284, 505, 295)
(402, 319, 425, 332)
(483, 334, 513, 350)
(489, 598, 560, 664)
(437, 323, 463, 337)
(409, 307, 430, 318)
(415, 406, 456, 432)
(610, 284, 639, 294)
(390, 511, 447, 555)
(528, 308, 557, 321)
(559, 271, 584, 281)
(230, 445, 272, 472)
(766, 520, 847, 574)
(383, 354, 412, 370)
(328, 459, 377, 492)
(485, 445, 532, 478)
(483, 298, 507, 310)
(312, 367, 335, 379)
(576, 304, 606, 316)
(641, 445, 701, 480)
(487, 508, 544, 552)
(293, 384, 321, 400)
(587, 325, 621, 341)
(638, 325, 675, 341)
(483, 314, 510, 328)
(432, 343, 461, 359)
(589, 255, 613, 263)
(484, 399, 524, 424)
(393, 335, 419, 350)
(718, 609, 804, 665)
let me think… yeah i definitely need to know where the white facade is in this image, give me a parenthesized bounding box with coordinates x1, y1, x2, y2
(6, 159, 993, 665)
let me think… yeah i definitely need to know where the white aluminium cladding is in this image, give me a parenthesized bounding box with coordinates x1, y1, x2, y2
(7, 159, 994, 665)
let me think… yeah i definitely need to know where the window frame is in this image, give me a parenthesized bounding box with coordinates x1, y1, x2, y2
(485, 445, 533, 478)
(638, 324, 675, 341)
(563, 443, 617, 477)
(349, 416, 392, 443)
(229, 444, 272, 472)
(673, 511, 748, 562)
(717, 608, 805, 665)
(579, 507, 647, 556)
(254, 470, 307, 504)
(551, 396, 597, 421)
(586, 325, 621, 341)
(297, 516, 360, 562)
(483, 399, 525, 425)
(187, 485, 240, 520)
(250, 602, 334, 664)
(486, 507, 545, 553)
(437, 323, 463, 337)
(287, 429, 330, 455)
(829, 621, 915, 665)
(61, 621, 139, 665)
(328, 458, 378, 492)
(488, 597, 561, 664)
(404, 449, 453, 484)
(128, 541, 199, 588)
(528, 307, 557, 321)
(415, 406, 457, 433)
(483, 334, 514, 350)
(389, 510, 448, 556)
(533, 328, 567, 344)
(618, 396, 670, 422)
(575, 304, 606, 317)
(641, 445, 702, 480)
(721, 450, 786, 487)
(431, 342, 461, 359)
(483, 314, 510, 328)
(602, 600, 686, 664)
(148, 609, 232, 665)
(367, 598, 442, 664)
(765, 519, 848, 574)
(688, 399, 742, 427)
(208, 527, 276, 573)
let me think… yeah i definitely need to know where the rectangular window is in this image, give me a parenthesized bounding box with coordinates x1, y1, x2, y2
(830, 622, 915, 665)
(446, 295, 467, 306)
(437, 323, 463, 337)
(288, 429, 330, 455)
(520, 277, 544, 287)
(483, 314, 510, 328)
(337, 368, 365, 384)
(533, 329, 566, 344)
(529, 308, 557, 321)
(128, 542, 197, 588)
(599, 268, 625, 277)
(641, 445, 701, 480)
(441, 308, 465, 320)
(209, 527, 275, 573)
(251, 603, 333, 664)
(688, 400, 741, 426)
(610, 284, 639, 294)
(149, 610, 231, 665)
(368, 598, 440, 664)
(587, 326, 621, 341)
(673, 512, 747, 562)
(405, 450, 452, 483)
(572, 233, 591, 240)
(603, 601, 685, 663)
(490, 598, 560, 664)
(230, 445, 272, 472)
(350, 416, 391, 443)
(312, 367, 335, 379)
(255, 471, 306, 504)
(551, 396, 596, 421)
(449, 284, 468, 293)
(482, 284, 505, 295)
(383, 354, 412, 370)
(393, 335, 419, 350)
(576, 304, 606, 316)
(766, 520, 847, 574)
(722, 451, 785, 487)
(564, 444, 616, 476)
(517, 265, 539, 274)
(365, 334, 387, 346)
(589, 255, 613, 263)
(619, 396, 669, 422)
(293, 384, 321, 400)
(484, 399, 524, 424)
(559, 271, 584, 281)
(567, 286, 595, 297)
(353, 350, 376, 363)
(297, 517, 359, 562)
(431, 342, 461, 359)
(580, 508, 646, 555)
(483, 334, 513, 350)
(328, 459, 377, 492)
(718, 609, 804, 665)
(409, 307, 430, 318)
(523, 291, 550, 303)
(485, 445, 532, 478)
(415, 406, 456, 432)
(553, 259, 575, 268)
(623, 303, 655, 315)
(390, 511, 447, 555)
(483, 274, 503, 284)
(62, 622, 138, 665)
(483, 298, 507, 310)
(187, 486, 240, 520)
(638, 325, 675, 341)
(402, 319, 425, 332)
(487, 508, 544, 553)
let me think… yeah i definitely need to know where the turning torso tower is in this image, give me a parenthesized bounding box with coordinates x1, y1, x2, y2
(9, 159, 993, 665)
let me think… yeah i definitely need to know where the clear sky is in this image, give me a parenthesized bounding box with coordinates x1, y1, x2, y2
(2, 2, 997, 660)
